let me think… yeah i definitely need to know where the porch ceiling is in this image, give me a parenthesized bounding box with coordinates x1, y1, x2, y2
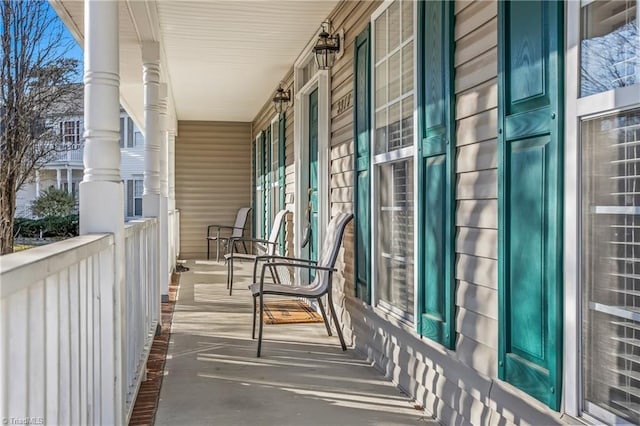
(52, 0, 339, 125)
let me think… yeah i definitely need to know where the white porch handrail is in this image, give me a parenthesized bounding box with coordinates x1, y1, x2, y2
(0, 218, 163, 424)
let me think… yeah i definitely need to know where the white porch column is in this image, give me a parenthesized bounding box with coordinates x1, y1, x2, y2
(80, 0, 124, 423)
(35, 170, 40, 197)
(168, 129, 176, 211)
(142, 41, 161, 217)
(159, 83, 169, 298)
(66, 168, 73, 194)
(56, 169, 61, 189)
(142, 42, 167, 310)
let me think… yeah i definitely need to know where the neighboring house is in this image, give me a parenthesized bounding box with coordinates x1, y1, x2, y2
(15, 107, 145, 221)
(3, 1, 638, 425)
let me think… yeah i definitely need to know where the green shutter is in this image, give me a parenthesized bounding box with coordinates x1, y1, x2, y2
(498, 0, 563, 410)
(259, 132, 267, 238)
(417, 0, 455, 349)
(278, 115, 286, 253)
(354, 25, 371, 303)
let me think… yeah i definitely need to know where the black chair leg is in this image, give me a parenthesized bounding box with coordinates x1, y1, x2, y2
(327, 291, 347, 351)
(226, 255, 231, 289)
(228, 256, 234, 296)
(316, 298, 332, 337)
(207, 239, 210, 260)
(252, 296, 257, 340)
(257, 293, 265, 357)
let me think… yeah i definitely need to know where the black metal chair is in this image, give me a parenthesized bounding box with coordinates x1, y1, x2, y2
(224, 209, 288, 296)
(206, 207, 251, 262)
(249, 212, 353, 357)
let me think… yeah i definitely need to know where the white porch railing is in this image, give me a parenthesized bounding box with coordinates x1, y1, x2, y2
(0, 218, 163, 424)
(123, 218, 160, 420)
(168, 209, 180, 273)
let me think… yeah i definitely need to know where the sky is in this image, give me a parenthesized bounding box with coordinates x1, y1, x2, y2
(48, 2, 84, 81)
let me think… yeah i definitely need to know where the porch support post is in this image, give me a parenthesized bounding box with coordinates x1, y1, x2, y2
(56, 168, 61, 189)
(142, 41, 165, 318)
(142, 41, 161, 218)
(168, 129, 176, 211)
(66, 168, 73, 194)
(35, 170, 40, 197)
(159, 83, 169, 299)
(80, 0, 124, 423)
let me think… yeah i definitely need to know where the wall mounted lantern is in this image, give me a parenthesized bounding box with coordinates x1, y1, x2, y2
(272, 82, 292, 116)
(313, 20, 341, 70)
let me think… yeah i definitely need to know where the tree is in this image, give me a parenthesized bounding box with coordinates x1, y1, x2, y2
(0, 0, 80, 254)
(31, 186, 76, 218)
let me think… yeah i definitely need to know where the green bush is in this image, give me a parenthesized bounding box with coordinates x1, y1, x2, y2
(13, 214, 79, 238)
(31, 187, 77, 218)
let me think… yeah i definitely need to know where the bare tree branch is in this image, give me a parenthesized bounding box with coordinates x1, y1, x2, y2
(0, 0, 80, 254)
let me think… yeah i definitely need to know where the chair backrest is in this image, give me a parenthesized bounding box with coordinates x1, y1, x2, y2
(312, 212, 354, 290)
(232, 207, 252, 238)
(267, 209, 288, 255)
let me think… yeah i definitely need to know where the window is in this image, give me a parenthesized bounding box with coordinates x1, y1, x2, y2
(120, 117, 125, 148)
(566, 0, 640, 421)
(60, 120, 80, 145)
(580, 0, 638, 97)
(134, 131, 144, 147)
(372, 0, 415, 318)
(126, 178, 143, 217)
(582, 109, 640, 424)
(119, 116, 135, 148)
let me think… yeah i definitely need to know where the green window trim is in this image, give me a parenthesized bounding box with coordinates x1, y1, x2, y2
(354, 24, 371, 304)
(416, 0, 456, 350)
(497, 0, 563, 411)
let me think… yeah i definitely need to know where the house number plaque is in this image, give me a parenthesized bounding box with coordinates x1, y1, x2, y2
(336, 93, 352, 115)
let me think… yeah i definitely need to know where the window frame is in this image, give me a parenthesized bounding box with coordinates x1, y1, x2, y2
(564, 0, 640, 420)
(370, 0, 419, 323)
(60, 120, 80, 146)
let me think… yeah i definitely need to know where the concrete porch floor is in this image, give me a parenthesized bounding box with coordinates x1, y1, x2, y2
(155, 259, 438, 426)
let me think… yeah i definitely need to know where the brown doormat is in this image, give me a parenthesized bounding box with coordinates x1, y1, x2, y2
(263, 300, 324, 324)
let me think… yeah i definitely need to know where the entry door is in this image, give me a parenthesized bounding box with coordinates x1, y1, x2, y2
(308, 88, 319, 273)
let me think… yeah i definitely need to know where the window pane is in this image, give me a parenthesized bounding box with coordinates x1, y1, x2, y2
(377, 159, 414, 314)
(580, 0, 638, 97)
(388, 101, 401, 150)
(388, 50, 401, 101)
(402, 41, 414, 93)
(582, 108, 640, 424)
(119, 117, 125, 148)
(376, 62, 387, 108)
(402, 96, 414, 148)
(127, 118, 134, 147)
(402, 0, 413, 42)
(375, 109, 388, 155)
(375, 10, 387, 62)
(388, 1, 401, 52)
(134, 198, 142, 216)
(135, 131, 143, 147)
